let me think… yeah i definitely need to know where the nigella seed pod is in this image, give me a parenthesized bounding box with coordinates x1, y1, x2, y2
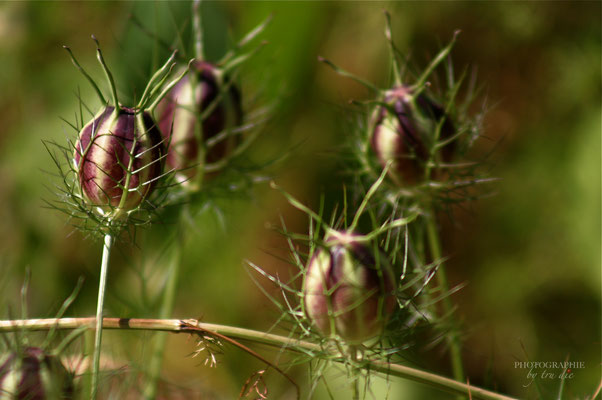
(303, 231, 397, 343)
(74, 106, 164, 213)
(0, 347, 73, 399)
(64, 37, 183, 219)
(156, 60, 242, 178)
(370, 85, 455, 185)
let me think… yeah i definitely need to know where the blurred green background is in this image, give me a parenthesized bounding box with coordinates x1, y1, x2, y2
(0, 1, 599, 399)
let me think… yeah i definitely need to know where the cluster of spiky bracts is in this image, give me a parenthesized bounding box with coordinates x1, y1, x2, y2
(44, 8, 478, 395)
(68, 39, 242, 225)
(299, 28, 471, 346)
(41, 15, 269, 397)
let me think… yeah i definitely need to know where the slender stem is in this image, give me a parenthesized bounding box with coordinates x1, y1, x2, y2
(91, 233, 113, 400)
(142, 238, 181, 399)
(0, 317, 517, 400)
(82, 328, 94, 398)
(189, 63, 206, 190)
(383, 10, 402, 87)
(147, 60, 194, 113)
(137, 50, 177, 110)
(349, 163, 390, 232)
(193, 0, 204, 61)
(219, 13, 272, 65)
(270, 181, 330, 234)
(425, 207, 465, 389)
(116, 116, 140, 213)
(317, 56, 381, 93)
(91, 35, 120, 119)
(350, 346, 359, 400)
(63, 46, 106, 105)
(413, 30, 460, 94)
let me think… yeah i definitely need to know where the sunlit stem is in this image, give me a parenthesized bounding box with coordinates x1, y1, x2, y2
(92, 35, 120, 119)
(0, 317, 516, 400)
(318, 56, 381, 93)
(137, 50, 178, 110)
(188, 62, 205, 190)
(82, 329, 94, 397)
(42, 277, 85, 350)
(349, 346, 360, 400)
(240, 14, 273, 48)
(221, 42, 267, 74)
(219, 14, 272, 65)
(270, 181, 333, 237)
(413, 30, 461, 95)
(147, 60, 195, 113)
(91, 232, 113, 400)
(383, 10, 402, 86)
(63, 46, 106, 105)
(114, 115, 142, 214)
(20, 268, 30, 322)
(193, 0, 204, 61)
(425, 207, 465, 391)
(359, 212, 419, 242)
(143, 235, 182, 400)
(348, 162, 390, 232)
(144, 63, 177, 113)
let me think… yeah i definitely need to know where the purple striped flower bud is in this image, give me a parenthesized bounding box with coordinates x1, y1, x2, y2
(303, 231, 397, 343)
(370, 85, 455, 185)
(74, 106, 164, 212)
(0, 347, 73, 399)
(156, 61, 242, 177)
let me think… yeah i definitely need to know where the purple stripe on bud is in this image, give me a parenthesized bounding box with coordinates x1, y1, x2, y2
(74, 106, 164, 211)
(370, 85, 455, 185)
(303, 231, 397, 343)
(156, 61, 242, 177)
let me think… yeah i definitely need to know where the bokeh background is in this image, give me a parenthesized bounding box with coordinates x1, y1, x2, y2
(0, 1, 599, 399)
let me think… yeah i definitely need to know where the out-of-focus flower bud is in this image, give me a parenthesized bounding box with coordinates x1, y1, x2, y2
(74, 106, 164, 213)
(156, 61, 242, 178)
(0, 347, 73, 399)
(370, 85, 455, 185)
(303, 231, 397, 343)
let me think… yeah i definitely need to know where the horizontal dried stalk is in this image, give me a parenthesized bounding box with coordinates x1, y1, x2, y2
(0, 318, 517, 400)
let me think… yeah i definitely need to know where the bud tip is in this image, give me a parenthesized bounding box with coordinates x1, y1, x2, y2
(91, 34, 100, 49)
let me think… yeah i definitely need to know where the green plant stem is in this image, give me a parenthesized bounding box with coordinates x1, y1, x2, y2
(193, 0, 204, 61)
(350, 346, 359, 400)
(425, 207, 465, 388)
(0, 317, 516, 400)
(91, 233, 113, 400)
(142, 238, 181, 400)
(82, 328, 94, 399)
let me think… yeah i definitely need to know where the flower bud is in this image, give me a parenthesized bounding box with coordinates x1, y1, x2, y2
(303, 231, 397, 343)
(0, 347, 73, 399)
(370, 85, 455, 185)
(156, 61, 242, 177)
(74, 106, 164, 213)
